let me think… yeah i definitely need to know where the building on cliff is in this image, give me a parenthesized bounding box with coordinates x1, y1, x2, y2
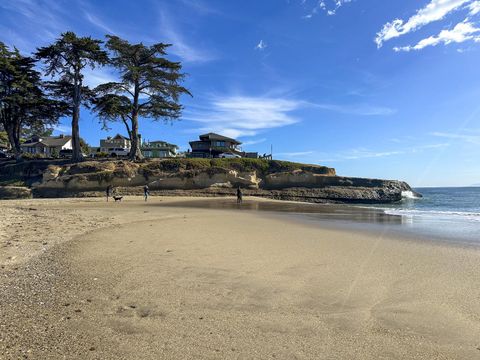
(141, 140, 179, 158)
(100, 134, 131, 154)
(189, 133, 244, 158)
(21, 135, 72, 156)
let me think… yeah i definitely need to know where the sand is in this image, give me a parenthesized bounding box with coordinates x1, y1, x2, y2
(1, 196, 480, 359)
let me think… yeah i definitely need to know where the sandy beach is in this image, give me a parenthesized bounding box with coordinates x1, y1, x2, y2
(1, 197, 480, 359)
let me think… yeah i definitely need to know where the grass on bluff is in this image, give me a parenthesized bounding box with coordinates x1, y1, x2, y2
(142, 158, 333, 176)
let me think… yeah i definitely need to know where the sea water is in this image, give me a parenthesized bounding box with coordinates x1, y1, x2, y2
(368, 187, 480, 244)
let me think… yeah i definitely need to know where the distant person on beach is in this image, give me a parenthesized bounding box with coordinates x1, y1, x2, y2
(143, 185, 150, 202)
(106, 185, 112, 202)
(237, 186, 243, 204)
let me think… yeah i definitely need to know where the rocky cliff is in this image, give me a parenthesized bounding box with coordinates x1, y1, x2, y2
(0, 158, 418, 203)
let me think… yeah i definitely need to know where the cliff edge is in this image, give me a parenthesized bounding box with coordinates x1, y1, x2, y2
(0, 158, 418, 203)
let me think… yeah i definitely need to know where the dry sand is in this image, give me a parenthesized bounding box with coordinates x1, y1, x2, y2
(1, 197, 480, 359)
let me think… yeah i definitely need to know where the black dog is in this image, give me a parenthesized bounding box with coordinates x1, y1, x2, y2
(113, 196, 123, 202)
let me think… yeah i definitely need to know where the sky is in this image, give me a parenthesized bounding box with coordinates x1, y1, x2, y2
(1, 0, 480, 187)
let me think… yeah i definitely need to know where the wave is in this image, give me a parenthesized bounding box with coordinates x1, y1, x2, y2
(401, 190, 421, 199)
(384, 209, 480, 222)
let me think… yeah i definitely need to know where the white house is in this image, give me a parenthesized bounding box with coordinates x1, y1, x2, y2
(21, 135, 72, 156)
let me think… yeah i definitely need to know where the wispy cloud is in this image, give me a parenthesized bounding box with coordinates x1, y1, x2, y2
(394, 20, 480, 52)
(315, 143, 450, 162)
(83, 11, 116, 35)
(310, 102, 396, 116)
(255, 40, 267, 50)
(376, 0, 480, 51)
(183, 95, 302, 138)
(0, 0, 69, 51)
(178, 0, 221, 15)
(301, 0, 354, 18)
(53, 124, 72, 134)
(242, 138, 267, 146)
(82, 67, 118, 88)
(183, 94, 395, 138)
(158, 10, 216, 63)
(432, 131, 480, 144)
(277, 151, 315, 157)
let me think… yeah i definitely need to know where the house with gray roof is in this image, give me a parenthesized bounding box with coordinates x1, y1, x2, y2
(21, 135, 72, 156)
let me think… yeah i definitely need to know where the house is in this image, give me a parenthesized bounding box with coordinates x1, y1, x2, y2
(21, 135, 72, 156)
(189, 133, 242, 158)
(141, 140, 178, 158)
(100, 134, 131, 153)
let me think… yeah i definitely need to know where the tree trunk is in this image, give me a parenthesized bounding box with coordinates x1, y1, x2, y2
(129, 114, 143, 161)
(129, 81, 144, 161)
(4, 120, 22, 160)
(71, 70, 83, 163)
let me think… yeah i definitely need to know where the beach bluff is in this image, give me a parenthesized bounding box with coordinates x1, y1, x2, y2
(0, 158, 418, 203)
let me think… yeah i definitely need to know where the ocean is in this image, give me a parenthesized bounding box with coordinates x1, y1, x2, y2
(364, 187, 480, 245)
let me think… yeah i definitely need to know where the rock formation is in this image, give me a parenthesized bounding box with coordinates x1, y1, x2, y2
(0, 158, 419, 203)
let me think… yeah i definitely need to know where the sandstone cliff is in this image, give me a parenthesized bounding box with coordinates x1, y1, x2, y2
(0, 158, 417, 203)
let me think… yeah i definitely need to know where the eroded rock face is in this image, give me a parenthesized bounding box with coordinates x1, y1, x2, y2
(20, 159, 416, 203)
(0, 186, 32, 199)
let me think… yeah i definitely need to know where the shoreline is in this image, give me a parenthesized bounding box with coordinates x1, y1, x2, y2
(2, 197, 480, 359)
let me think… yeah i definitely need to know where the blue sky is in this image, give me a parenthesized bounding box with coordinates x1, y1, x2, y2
(1, 0, 480, 187)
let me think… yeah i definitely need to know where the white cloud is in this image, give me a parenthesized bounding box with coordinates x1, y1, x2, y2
(375, 0, 471, 48)
(52, 124, 72, 134)
(82, 68, 118, 88)
(301, 0, 354, 18)
(432, 131, 480, 144)
(83, 11, 116, 35)
(255, 40, 267, 50)
(310, 102, 396, 116)
(317, 143, 449, 162)
(183, 94, 395, 138)
(277, 151, 315, 157)
(394, 21, 480, 51)
(183, 95, 302, 138)
(242, 138, 267, 146)
(468, 0, 480, 14)
(158, 10, 215, 63)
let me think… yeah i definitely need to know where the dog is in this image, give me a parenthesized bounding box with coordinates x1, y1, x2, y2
(113, 196, 123, 202)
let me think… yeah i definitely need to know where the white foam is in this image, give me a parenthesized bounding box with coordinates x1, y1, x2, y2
(401, 191, 421, 199)
(384, 209, 480, 222)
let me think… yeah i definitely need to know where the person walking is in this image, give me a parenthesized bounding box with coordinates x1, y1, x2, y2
(106, 185, 112, 202)
(236, 186, 243, 204)
(143, 185, 150, 202)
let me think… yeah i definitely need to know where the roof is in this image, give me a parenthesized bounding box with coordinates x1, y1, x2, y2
(112, 134, 130, 140)
(144, 140, 179, 148)
(22, 135, 72, 147)
(198, 133, 241, 145)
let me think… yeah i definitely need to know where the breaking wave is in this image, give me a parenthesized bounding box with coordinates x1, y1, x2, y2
(384, 209, 480, 222)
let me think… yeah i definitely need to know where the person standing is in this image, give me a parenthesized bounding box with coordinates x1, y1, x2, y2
(143, 185, 150, 202)
(237, 186, 243, 204)
(106, 185, 112, 202)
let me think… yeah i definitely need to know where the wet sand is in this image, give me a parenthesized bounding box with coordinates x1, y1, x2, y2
(1, 197, 480, 359)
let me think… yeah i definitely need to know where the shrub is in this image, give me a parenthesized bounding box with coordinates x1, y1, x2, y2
(21, 152, 45, 160)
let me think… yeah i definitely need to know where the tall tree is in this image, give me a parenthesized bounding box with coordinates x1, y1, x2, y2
(36, 32, 108, 162)
(93, 35, 191, 160)
(0, 42, 64, 158)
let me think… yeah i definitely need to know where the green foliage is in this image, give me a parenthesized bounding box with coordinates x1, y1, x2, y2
(140, 158, 333, 177)
(0, 42, 64, 156)
(93, 35, 191, 160)
(21, 152, 45, 160)
(94, 152, 109, 158)
(79, 137, 90, 155)
(36, 32, 109, 162)
(50, 147, 59, 158)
